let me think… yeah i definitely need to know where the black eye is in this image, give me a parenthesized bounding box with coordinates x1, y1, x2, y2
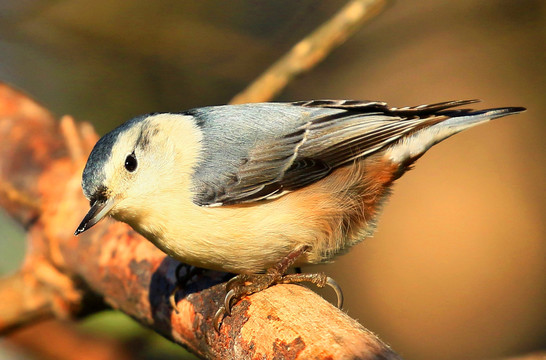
(124, 153, 137, 172)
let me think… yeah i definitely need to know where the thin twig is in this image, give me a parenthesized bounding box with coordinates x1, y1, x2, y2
(230, 0, 387, 104)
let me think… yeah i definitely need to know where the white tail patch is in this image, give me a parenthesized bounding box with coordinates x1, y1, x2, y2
(385, 114, 492, 164)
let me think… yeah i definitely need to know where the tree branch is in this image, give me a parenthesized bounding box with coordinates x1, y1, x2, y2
(229, 0, 387, 104)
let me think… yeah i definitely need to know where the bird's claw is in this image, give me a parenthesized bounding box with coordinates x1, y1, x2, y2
(169, 263, 186, 312)
(326, 276, 344, 309)
(169, 284, 182, 313)
(223, 289, 236, 316)
(213, 305, 227, 332)
(213, 282, 239, 331)
(169, 264, 204, 313)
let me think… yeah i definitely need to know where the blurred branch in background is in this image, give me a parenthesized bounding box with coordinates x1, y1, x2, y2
(6, 319, 133, 360)
(0, 1, 399, 359)
(230, 0, 387, 104)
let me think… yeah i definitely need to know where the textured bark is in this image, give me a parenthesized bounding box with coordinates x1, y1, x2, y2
(0, 82, 401, 358)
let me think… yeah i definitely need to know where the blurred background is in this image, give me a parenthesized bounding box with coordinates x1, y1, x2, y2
(0, 0, 544, 359)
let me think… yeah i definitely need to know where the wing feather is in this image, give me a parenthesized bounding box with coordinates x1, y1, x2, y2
(193, 100, 476, 206)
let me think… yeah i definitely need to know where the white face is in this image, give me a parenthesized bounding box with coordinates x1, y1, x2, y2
(77, 113, 204, 236)
(96, 114, 204, 224)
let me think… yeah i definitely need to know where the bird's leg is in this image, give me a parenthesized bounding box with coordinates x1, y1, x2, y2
(279, 273, 343, 308)
(213, 245, 343, 331)
(169, 264, 204, 311)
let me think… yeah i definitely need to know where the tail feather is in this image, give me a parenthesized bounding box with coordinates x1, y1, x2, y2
(435, 106, 526, 130)
(293, 98, 526, 168)
(386, 105, 526, 164)
(294, 99, 482, 115)
(388, 99, 482, 116)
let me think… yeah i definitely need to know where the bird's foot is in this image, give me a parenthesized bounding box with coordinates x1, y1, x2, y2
(169, 264, 204, 312)
(213, 245, 343, 331)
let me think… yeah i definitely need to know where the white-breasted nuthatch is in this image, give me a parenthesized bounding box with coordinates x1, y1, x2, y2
(75, 99, 524, 325)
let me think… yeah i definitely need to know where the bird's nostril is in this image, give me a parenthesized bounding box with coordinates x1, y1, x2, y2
(89, 186, 109, 207)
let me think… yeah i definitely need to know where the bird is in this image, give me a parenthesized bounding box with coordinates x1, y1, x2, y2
(74, 99, 524, 328)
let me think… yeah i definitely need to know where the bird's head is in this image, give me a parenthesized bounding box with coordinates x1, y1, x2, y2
(75, 113, 202, 235)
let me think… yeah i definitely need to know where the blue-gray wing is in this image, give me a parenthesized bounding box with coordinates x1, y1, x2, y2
(189, 99, 478, 206)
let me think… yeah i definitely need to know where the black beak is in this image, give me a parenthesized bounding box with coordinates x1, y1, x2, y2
(74, 197, 115, 235)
